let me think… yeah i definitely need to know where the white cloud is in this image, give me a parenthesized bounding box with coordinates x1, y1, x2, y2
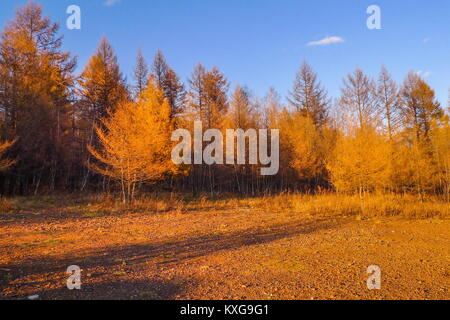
(104, 0, 121, 7)
(416, 70, 431, 78)
(423, 38, 431, 44)
(307, 36, 345, 46)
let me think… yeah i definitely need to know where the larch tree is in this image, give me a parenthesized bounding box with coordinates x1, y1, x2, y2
(401, 72, 443, 140)
(188, 64, 229, 128)
(279, 112, 321, 184)
(288, 62, 330, 128)
(224, 85, 260, 194)
(375, 66, 402, 192)
(261, 88, 282, 129)
(187, 63, 207, 121)
(377, 66, 401, 140)
(202, 67, 230, 129)
(186, 64, 229, 193)
(164, 68, 186, 117)
(133, 48, 149, 98)
(78, 36, 128, 190)
(399, 73, 444, 197)
(228, 85, 258, 129)
(152, 49, 169, 89)
(285, 62, 334, 189)
(331, 68, 392, 196)
(0, 1, 76, 193)
(184, 63, 206, 194)
(254, 88, 283, 193)
(340, 68, 378, 131)
(327, 126, 391, 196)
(151, 49, 185, 117)
(88, 79, 176, 203)
(78, 36, 128, 123)
(278, 110, 334, 190)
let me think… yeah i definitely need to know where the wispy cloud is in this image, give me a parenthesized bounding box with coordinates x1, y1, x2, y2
(423, 37, 431, 44)
(307, 36, 345, 46)
(103, 0, 121, 7)
(416, 70, 431, 78)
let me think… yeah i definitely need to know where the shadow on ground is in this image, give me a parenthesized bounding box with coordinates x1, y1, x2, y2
(1, 216, 349, 299)
(2, 278, 186, 300)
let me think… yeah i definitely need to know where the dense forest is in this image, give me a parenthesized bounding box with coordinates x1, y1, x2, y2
(0, 2, 449, 201)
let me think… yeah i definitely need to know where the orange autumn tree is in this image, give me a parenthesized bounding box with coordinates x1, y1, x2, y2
(88, 79, 176, 203)
(278, 111, 331, 187)
(327, 126, 391, 196)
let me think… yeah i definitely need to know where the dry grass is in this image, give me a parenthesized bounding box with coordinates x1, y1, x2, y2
(1, 192, 448, 219)
(0, 198, 13, 213)
(196, 193, 449, 219)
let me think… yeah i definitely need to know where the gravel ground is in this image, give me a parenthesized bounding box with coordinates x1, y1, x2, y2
(0, 204, 449, 300)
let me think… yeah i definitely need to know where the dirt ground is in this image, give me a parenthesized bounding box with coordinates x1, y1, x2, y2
(0, 198, 449, 300)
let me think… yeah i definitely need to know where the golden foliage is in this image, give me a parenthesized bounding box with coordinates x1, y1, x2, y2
(327, 127, 391, 194)
(279, 111, 330, 181)
(88, 80, 177, 202)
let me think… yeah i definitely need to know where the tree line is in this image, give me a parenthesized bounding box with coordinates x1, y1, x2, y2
(0, 2, 448, 201)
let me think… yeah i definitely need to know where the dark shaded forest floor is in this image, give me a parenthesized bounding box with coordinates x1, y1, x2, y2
(0, 194, 449, 300)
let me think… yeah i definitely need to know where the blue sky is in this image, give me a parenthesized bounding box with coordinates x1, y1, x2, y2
(1, 0, 449, 107)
